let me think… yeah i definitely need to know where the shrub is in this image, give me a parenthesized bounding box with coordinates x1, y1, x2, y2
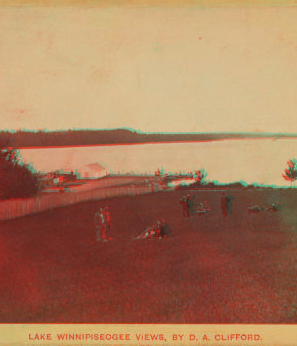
(0, 142, 40, 200)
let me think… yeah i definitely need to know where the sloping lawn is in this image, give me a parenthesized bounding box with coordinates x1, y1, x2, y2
(0, 188, 296, 323)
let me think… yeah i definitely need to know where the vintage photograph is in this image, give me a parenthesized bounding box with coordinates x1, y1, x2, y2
(0, 0, 297, 342)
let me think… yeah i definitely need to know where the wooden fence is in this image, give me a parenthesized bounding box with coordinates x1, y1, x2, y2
(0, 184, 162, 221)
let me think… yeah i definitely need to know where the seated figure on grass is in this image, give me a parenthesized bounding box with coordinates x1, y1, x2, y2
(266, 202, 281, 212)
(135, 219, 171, 240)
(195, 201, 210, 214)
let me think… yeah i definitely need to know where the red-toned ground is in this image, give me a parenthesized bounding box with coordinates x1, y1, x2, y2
(0, 188, 297, 323)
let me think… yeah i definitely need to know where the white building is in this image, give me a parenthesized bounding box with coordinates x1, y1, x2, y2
(78, 163, 108, 179)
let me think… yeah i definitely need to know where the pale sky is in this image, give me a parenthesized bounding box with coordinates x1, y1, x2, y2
(1, 6, 297, 133)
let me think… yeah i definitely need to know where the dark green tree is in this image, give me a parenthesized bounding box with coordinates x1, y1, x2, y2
(283, 159, 297, 187)
(0, 140, 40, 200)
(195, 169, 207, 184)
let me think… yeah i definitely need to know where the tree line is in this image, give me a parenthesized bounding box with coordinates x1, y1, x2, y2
(1, 129, 294, 148)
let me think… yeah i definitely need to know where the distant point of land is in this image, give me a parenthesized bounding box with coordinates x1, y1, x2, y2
(1, 129, 296, 148)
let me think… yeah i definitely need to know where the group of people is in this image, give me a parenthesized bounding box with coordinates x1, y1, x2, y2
(94, 191, 279, 243)
(178, 191, 279, 218)
(94, 206, 112, 242)
(179, 193, 211, 218)
(94, 206, 171, 242)
(179, 194, 195, 218)
(179, 192, 234, 218)
(135, 219, 172, 240)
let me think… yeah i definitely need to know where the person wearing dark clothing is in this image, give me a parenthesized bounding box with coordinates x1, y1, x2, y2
(221, 192, 235, 216)
(226, 194, 235, 215)
(159, 219, 172, 238)
(221, 194, 227, 217)
(179, 196, 189, 218)
(186, 194, 195, 217)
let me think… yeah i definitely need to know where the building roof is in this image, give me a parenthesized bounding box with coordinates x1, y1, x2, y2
(81, 163, 106, 172)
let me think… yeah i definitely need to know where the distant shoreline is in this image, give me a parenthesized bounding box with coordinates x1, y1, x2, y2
(2, 129, 297, 149)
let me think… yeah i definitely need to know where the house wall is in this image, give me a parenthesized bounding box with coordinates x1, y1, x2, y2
(80, 169, 108, 179)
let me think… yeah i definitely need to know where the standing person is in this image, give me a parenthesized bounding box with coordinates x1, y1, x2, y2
(94, 207, 107, 241)
(187, 194, 195, 218)
(221, 193, 228, 217)
(225, 194, 235, 215)
(179, 196, 189, 218)
(221, 192, 235, 216)
(94, 208, 102, 241)
(104, 206, 112, 240)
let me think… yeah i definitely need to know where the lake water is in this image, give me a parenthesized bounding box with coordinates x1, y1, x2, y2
(19, 139, 297, 187)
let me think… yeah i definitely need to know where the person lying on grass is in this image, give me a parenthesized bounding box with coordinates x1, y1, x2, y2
(135, 219, 171, 240)
(248, 204, 266, 213)
(248, 202, 281, 214)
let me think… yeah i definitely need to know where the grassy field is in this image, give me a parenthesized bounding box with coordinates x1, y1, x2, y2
(0, 188, 297, 323)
